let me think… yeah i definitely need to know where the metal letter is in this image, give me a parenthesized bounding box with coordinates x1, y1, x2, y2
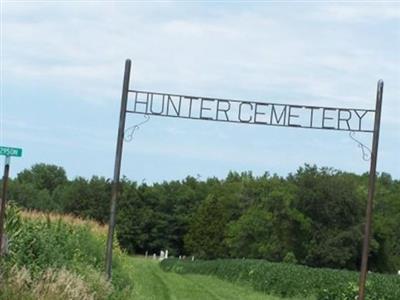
(337, 109, 352, 130)
(166, 95, 181, 116)
(200, 98, 214, 120)
(288, 105, 302, 127)
(254, 103, 269, 124)
(149, 93, 165, 115)
(216, 100, 231, 121)
(184, 96, 199, 118)
(134, 92, 149, 113)
(354, 110, 369, 131)
(305, 106, 320, 128)
(322, 108, 336, 129)
(239, 102, 253, 123)
(270, 105, 287, 125)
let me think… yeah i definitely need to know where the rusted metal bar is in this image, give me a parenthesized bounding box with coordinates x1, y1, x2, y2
(358, 80, 384, 300)
(105, 59, 131, 280)
(0, 156, 11, 257)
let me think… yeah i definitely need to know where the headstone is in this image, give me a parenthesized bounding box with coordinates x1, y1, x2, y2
(153, 253, 156, 260)
(165, 250, 168, 259)
(179, 255, 182, 260)
(145, 251, 148, 258)
(191, 256, 194, 261)
(159, 250, 165, 261)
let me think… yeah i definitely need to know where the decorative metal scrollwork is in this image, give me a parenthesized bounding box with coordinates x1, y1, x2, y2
(124, 114, 150, 142)
(349, 131, 372, 161)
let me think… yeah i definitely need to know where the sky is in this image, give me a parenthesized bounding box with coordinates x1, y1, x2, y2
(1, 1, 399, 183)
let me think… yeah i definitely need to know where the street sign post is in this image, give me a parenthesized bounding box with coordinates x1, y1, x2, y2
(0, 146, 23, 157)
(0, 146, 23, 256)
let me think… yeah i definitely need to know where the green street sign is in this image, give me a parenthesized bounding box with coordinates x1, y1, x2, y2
(0, 146, 23, 157)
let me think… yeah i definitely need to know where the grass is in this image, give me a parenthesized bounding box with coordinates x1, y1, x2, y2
(123, 256, 305, 300)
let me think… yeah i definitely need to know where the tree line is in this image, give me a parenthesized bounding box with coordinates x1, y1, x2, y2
(6, 163, 400, 273)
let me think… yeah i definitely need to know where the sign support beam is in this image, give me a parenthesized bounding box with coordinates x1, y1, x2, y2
(0, 146, 22, 256)
(105, 59, 131, 280)
(0, 156, 11, 256)
(358, 80, 384, 300)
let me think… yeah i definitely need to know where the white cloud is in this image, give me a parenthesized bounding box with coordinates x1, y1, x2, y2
(2, 2, 399, 179)
(316, 4, 400, 23)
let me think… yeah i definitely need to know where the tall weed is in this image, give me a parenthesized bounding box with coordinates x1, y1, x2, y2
(0, 203, 132, 299)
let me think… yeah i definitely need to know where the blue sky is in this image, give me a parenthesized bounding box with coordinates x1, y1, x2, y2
(1, 1, 399, 182)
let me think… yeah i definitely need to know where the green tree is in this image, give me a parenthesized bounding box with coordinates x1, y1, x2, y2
(8, 181, 53, 211)
(17, 163, 67, 193)
(290, 165, 364, 269)
(185, 195, 229, 259)
(227, 187, 310, 262)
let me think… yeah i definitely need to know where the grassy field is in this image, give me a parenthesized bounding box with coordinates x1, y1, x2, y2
(121, 256, 298, 300)
(161, 258, 400, 300)
(4, 205, 398, 299)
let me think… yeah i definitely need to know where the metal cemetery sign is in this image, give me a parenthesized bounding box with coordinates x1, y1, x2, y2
(128, 90, 374, 132)
(105, 59, 383, 300)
